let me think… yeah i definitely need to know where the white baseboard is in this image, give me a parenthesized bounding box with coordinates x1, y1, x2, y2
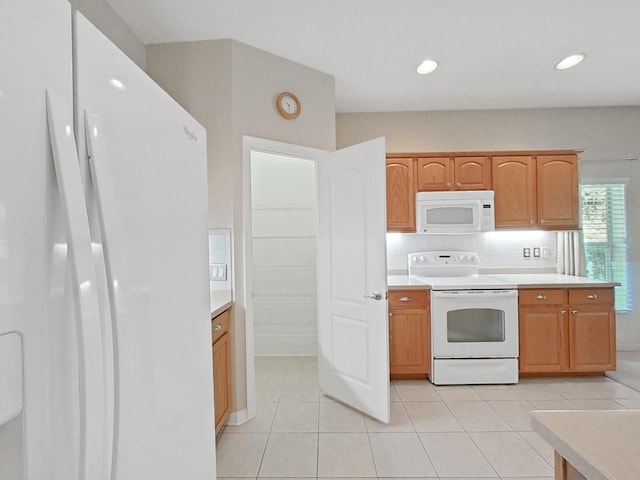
(226, 408, 249, 426)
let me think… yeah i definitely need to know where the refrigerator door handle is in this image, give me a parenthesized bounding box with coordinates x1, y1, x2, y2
(46, 90, 107, 480)
(84, 109, 126, 478)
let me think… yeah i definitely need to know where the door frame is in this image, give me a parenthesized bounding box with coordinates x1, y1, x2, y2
(241, 136, 325, 422)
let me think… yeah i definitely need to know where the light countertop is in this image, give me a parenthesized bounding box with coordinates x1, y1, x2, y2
(531, 410, 640, 480)
(210, 289, 232, 318)
(388, 273, 618, 290)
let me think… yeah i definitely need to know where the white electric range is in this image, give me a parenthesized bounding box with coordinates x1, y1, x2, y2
(409, 251, 519, 385)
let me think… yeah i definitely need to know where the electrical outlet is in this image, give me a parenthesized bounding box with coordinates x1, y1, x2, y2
(542, 247, 551, 258)
(523, 247, 531, 258)
(533, 247, 541, 258)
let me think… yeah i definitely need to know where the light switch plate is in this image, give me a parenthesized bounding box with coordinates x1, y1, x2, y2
(210, 263, 227, 281)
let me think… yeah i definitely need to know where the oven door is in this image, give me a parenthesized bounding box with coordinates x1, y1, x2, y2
(431, 289, 518, 358)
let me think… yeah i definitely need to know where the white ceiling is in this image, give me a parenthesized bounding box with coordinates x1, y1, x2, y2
(106, 0, 640, 113)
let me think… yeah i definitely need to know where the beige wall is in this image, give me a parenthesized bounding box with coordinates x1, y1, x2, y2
(69, 0, 145, 68)
(337, 107, 640, 349)
(146, 39, 335, 416)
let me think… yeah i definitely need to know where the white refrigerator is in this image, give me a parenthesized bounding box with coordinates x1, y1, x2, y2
(0, 1, 216, 479)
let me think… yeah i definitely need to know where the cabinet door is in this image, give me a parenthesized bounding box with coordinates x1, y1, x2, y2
(417, 157, 451, 191)
(518, 307, 568, 373)
(453, 156, 491, 190)
(492, 156, 537, 227)
(536, 155, 578, 228)
(389, 308, 430, 375)
(569, 307, 616, 371)
(213, 332, 231, 434)
(386, 158, 415, 232)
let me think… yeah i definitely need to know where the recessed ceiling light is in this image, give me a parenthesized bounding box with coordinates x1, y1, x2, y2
(109, 78, 126, 91)
(555, 53, 586, 70)
(417, 59, 438, 75)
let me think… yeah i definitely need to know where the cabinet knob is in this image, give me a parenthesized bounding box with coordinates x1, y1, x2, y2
(572, 309, 578, 315)
(536, 294, 548, 300)
(447, 182, 452, 189)
(456, 182, 462, 187)
(560, 310, 567, 315)
(540, 218, 546, 224)
(530, 219, 535, 224)
(214, 324, 222, 332)
(587, 293, 599, 300)
(388, 312, 393, 318)
(399, 296, 412, 302)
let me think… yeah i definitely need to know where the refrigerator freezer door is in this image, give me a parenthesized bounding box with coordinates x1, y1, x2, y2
(74, 12, 215, 480)
(0, 0, 79, 478)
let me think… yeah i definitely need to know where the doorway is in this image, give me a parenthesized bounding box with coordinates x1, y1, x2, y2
(241, 135, 389, 424)
(242, 137, 324, 420)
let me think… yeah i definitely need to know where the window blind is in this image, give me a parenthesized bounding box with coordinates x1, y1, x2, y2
(580, 182, 631, 312)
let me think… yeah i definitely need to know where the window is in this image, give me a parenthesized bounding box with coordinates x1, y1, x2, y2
(580, 181, 631, 311)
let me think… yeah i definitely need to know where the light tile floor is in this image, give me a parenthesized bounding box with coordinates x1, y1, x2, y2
(217, 356, 640, 479)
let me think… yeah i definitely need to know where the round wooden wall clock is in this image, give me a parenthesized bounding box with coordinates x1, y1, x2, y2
(276, 91, 301, 119)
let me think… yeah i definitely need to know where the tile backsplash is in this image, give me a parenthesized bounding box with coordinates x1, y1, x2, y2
(208, 228, 232, 290)
(387, 230, 558, 273)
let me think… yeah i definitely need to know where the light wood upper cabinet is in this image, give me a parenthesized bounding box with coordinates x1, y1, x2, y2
(416, 157, 451, 191)
(386, 158, 415, 232)
(453, 156, 492, 190)
(385, 150, 579, 233)
(417, 156, 491, 191)
(536, 155, 579, 228)
(493, 153, 578, 229)
(492, 156, 537, 227)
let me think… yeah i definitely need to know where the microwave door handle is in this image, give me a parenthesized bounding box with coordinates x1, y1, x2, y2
(475, 199, 483, 231)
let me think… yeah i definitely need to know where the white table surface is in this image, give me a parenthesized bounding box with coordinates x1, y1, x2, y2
(531, 410, 640, 480)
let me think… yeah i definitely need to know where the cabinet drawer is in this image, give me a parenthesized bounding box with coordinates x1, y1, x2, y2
(389, 290, 429, 307)
(212, 308, 230, 343)
(519, 289, 567, 306)
(569, 288, 614, 306)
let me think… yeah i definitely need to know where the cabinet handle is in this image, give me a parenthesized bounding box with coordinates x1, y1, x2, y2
(587, 293, 599, 300)
(560, 310, 567, 315)
(214, 324, 222, 332)
(572, 310, 578, 315)
(536, 294, 548, 300)
(540, 218, 546, 224)
(399, 296, 412, 302)
(530, 219, 535, 224)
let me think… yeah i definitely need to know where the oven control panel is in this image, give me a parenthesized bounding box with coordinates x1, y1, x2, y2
(409, 251, 480, 265)
(408, 251, 480, 277)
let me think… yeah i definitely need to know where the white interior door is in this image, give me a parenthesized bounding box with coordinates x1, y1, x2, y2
(317, 137, 389, 423)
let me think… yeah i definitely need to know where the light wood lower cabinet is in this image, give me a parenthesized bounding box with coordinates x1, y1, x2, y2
(212, 309, 231, 434)
(388, 290, 430, 378)
(519, 288, 616, 374)
(386, 158, 416, 232)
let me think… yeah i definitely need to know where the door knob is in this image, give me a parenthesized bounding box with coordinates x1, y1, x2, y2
(363, 291, 383, 301)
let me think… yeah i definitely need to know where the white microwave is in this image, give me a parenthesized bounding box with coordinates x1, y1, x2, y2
(416, 190, 495, 234)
